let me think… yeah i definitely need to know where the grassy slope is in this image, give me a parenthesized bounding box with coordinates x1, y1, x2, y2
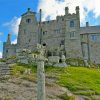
(46, 66, 100, 96)
(11, 64, 100, 99)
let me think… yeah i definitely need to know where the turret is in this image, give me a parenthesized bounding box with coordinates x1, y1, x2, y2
(7, 33, 11, 44)
(76, 6, 80, 27)
(17, 8, 38, 50)
(65, 7, 69, 15)
(76, 6, 79, 15)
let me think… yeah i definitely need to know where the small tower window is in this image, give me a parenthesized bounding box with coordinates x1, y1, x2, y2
(43, 32, 45, 35)
(26, 19, 31, 23)
(70, 20, 74, 27)
(43, 31, 47, 35)
(70, 31, 76, 39)
(24, 29, 26, 34)
(6, 50, 8, 53)
(61, 40, 64, 45)
(91, 35, 97, 41)
(29, 39, 31, 42)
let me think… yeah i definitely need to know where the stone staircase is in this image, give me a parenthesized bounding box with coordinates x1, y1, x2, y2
(0, 63, 12, 76)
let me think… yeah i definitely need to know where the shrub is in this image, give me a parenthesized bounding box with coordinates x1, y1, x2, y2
(0, 58, 6, 62)
(66, 58, 85, 67)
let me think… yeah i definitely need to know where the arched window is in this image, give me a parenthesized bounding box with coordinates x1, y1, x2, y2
(70, 20, 74, 27)
(6, 50, 8, 53)
(26, 18, 31, 23)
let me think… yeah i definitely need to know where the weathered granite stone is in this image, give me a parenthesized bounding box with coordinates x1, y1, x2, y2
(54, 55, 67, 67)
(48, 56, 60, 64)
(36, 44, 46, 100)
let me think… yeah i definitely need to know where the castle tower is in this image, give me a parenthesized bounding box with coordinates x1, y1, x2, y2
(7, 33, 11, 44)
(17, 8, 38, 51)
(3, 33, 16, 58)
(65, 6, 82, 58)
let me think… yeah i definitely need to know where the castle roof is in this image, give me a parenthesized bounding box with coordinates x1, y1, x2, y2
(80, 26, 100, 34)
(21, 8, 36, 16)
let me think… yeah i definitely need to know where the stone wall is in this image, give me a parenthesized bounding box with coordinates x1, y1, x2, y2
(3, 42, 16, 58)
(3, 7, 100, 64)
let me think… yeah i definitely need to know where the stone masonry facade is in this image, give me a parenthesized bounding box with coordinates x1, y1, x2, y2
(3, 6, 100, 64)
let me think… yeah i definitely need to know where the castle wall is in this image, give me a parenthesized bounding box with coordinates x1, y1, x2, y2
(89, 33, 100, 64)
(41, 16, 66, 52)
(80, 24, 100, 64)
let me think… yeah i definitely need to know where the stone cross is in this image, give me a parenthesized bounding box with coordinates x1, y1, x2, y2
(36, 44, 46, 100)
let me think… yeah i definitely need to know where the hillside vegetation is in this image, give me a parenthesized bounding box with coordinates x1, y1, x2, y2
(8, 63, 100, 100)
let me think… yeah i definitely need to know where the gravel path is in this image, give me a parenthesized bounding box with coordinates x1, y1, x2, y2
(0, 77, 66, 100)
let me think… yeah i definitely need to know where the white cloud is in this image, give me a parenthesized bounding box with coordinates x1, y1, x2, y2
(38, 0, 100, 24)
(0, 52, 2, 58)
(0, 41, 2, 44)
(0, 32, 3, 35)
(83, 0, 100, 18)
(11, 39, 17, 44)
(3, 17, 21, 35)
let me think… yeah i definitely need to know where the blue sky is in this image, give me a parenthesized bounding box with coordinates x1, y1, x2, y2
(0, 0, 38, 57)
(0, 0, 100, 58)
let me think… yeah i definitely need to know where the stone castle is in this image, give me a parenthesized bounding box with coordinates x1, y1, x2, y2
(3, 6, 100, 64)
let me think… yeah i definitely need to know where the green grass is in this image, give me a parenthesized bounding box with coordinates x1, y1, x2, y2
(59, 93, 75, 100)
(10, 63, 100, 98)
(10, 63, 37, 82)
(45, 66, 100, 96)
(10, 63, 36, 75)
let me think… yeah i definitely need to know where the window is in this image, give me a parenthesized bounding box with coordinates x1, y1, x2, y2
(24, 29, 26, 34)
(29, 39, 31, 42)
(70, 32, 75, 39)
(43, 43, 46, 46)
(6, 50, 8, 53)
(26, 19, 31, 23)
(70, 20, 74, 27)
(91, 35, 97, 41)
(54, 29, 60, 33)
(61, 40, 64, 45)
(43, 31, 47, 35)
(81, 35, 84, 38)
(62, 18, 64, 21)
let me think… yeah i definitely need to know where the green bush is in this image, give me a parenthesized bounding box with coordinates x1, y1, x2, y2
(66, 58, 85, 66)
(0, 58, 6, 62)
(10, 63, 37, 75)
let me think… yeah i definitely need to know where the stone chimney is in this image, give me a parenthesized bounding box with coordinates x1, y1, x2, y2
(76, 6, 79, 15)
(86, 22, 89, 27)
